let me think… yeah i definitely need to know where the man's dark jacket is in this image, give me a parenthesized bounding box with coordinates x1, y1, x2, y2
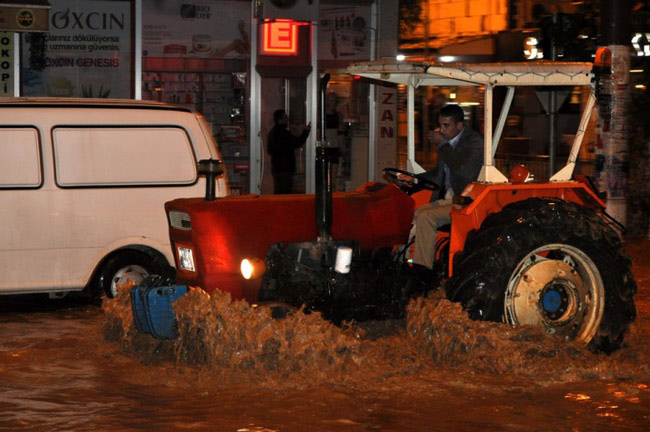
(421, 127, 483, 200)
(267, 125, 310, 173)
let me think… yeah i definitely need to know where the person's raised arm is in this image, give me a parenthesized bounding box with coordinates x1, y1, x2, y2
(292, 122, 311, 149)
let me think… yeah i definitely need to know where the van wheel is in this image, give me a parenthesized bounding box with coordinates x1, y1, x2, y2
(98, 251, 170, 299)
(446, 198, 636, 353)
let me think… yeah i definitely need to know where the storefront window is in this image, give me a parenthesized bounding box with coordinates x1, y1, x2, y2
(317, 73, 370, 191)
(141, 0, 251, 194)
(316, 3, 372, 191)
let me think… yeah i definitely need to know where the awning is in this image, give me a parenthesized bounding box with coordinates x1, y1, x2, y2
(0, 1, 50, 32)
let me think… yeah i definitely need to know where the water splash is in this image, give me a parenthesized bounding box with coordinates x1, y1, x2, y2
(103, 286, 365, 385)
(405, 291, 650, 382)
(103, 285, 650, 387)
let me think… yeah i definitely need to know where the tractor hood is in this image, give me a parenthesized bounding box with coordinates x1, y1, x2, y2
(165, 182, 414, 302)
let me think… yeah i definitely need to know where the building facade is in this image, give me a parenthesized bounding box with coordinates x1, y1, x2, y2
(2, 0, 399, 195)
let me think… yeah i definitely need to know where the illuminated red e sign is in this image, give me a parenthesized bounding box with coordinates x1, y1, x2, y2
(262, 19, 298, 55)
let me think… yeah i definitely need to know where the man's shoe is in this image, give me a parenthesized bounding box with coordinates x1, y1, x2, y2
(411, 264, 434, 284)
(404, 264, 434, 297)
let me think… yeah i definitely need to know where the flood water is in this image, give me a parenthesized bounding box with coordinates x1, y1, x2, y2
(1, 240, 649, 431)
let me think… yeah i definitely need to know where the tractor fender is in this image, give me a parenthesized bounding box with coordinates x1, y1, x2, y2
(447, 181, 606, 276)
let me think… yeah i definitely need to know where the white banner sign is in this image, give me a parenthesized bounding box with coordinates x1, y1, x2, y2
(1, 32, 13, 96)
(21, 0, 132, 98)
(375, 87, 397, 179)
(142, 0, 250, 59)
(318, 6, 371, 61)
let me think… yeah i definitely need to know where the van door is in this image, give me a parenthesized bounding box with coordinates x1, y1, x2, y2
(0, 126, 48, 293)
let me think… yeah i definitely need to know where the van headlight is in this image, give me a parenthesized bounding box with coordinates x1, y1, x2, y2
(177, 246, 196, 272)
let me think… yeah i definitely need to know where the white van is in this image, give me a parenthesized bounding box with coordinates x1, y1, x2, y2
(0, 98, 227, 299)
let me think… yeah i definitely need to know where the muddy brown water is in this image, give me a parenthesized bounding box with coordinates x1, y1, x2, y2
(1, 240, 650, 431)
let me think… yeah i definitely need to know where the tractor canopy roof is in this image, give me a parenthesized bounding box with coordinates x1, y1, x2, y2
(346, 60, 596, 183)
(346, 60, 594, 87)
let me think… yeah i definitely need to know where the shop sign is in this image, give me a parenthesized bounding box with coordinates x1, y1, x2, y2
(0, 5, 49, 32)
(523, 36, 543, 60)
(261, 19, 298, 55)
(375, 87, 397, 179)
(525, 32, 650, 60)
(632, 33, 650, 57)
(21, 0, 132, 98)
(1, 31, 13, 96)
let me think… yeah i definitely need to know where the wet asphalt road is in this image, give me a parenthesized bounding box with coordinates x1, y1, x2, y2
(1, 240, 649, 431)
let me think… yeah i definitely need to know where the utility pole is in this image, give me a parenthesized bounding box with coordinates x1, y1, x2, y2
(548, 13, 558, 177)
(596, 0, 632, 227)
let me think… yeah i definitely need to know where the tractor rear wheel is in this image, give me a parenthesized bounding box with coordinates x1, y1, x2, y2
(446, 198, 636, 353)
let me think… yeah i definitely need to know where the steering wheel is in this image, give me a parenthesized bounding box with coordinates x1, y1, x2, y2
(382, 168, 439, 194)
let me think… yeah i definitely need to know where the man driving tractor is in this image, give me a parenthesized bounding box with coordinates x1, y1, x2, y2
(409, 104, 483, 282)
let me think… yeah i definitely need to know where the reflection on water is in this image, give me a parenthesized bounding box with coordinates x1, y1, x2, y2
(1, 239, 649, 431)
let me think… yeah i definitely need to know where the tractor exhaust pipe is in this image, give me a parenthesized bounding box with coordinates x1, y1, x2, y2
(315, 146, 338, 241)
(197, 159, 224, 201)
(315, 73, 337, 241)
(319, 73, 330, 143)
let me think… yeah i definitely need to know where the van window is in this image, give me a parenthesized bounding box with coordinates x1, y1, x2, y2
(53, 127, 197, 187)
(0, 127, 42, 188)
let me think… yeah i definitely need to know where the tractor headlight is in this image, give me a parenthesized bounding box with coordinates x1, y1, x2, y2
(177, 246, 196, 272)
(240, 258, 265, 280)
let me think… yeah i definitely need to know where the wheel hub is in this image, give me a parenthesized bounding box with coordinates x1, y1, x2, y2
(541, 287, 563, 313)
(539, 280, 577, 322)
(507, 259, 582, 328)
(504, 244, 604, 343)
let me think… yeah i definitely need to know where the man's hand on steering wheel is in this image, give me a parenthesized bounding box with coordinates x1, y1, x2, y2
(382, 168, 439, 194)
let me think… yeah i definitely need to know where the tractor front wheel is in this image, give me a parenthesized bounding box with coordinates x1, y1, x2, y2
(446, 198, 636, 353)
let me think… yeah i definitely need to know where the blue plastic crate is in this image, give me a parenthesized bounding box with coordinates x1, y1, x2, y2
(130, 285, 152, 334)
(145, 285, 188, 339)
(129, 284, 188, 339)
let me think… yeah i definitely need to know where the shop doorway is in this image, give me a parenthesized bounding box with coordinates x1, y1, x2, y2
(320, 73, 370, 192)
(260, 77, 308, 194)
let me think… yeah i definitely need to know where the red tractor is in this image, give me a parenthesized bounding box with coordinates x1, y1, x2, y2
(162, 61, 635, 353)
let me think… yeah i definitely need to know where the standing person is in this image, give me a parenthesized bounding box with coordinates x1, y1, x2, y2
(267, 109, 311, 194)
(412, 104, 483, 280)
